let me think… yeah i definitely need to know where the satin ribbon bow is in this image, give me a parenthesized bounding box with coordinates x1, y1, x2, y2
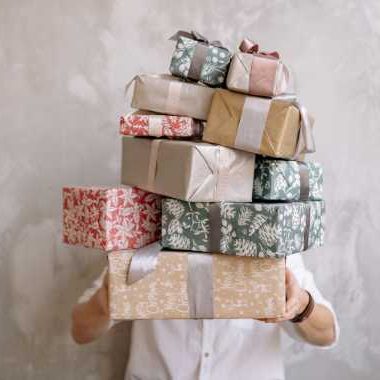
(169, 30, 224, 49)
(239, 38, 280, 59)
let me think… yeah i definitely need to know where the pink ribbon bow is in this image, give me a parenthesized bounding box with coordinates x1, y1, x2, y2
(239, 38, 280, 59)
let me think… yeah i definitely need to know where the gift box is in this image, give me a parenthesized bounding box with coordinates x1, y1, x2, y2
(203, 89, 315, 159)
(162, 199, 325, 257)
(169, 30, 232, 87)
(121, 137, 256, 202)
(120, 111, 203, 138)
(62, 186, 161, 251)
(108, 246, 285, 320)
(226, 38, 290, 97)
(253, 158, 323, 201)
(128, 74, 215, 120)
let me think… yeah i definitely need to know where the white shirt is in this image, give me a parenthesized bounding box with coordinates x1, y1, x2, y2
(79, 253, 339, 380)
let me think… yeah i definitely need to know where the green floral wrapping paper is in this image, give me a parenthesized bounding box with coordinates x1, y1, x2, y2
(170, 36, 232, 87)
(161, 199, 325, 258)
(253, 158, 323, 201)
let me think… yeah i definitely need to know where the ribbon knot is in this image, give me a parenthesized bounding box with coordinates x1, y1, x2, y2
(170, 30, 225, 49)
(239, 38, 280, 59)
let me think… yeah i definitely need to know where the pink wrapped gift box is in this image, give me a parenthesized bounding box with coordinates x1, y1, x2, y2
(62, 186, 161, 251)
(120, 112, 203, 138)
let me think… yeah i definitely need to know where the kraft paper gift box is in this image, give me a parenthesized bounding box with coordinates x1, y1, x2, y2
(108, 246, 285, 320)
(121, 137, 255, 202)
(62, 186, 161, 251)
(226, 38, 291, 97)
(161, 199, 325, 258)
(120, 111, 203, 138)
(127, 74, 215, 121)
(169, 30, 232, 87)
(203, 89, 315, 159)
(253, 158, 323, 201)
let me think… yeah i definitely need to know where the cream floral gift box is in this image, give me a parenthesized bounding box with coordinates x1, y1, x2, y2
(108, 248, 285, 320)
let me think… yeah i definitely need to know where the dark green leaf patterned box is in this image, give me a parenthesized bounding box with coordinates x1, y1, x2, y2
(169, 35, 231, 87)
(162, 199, 325, 258)
(253, 158, 323, 201)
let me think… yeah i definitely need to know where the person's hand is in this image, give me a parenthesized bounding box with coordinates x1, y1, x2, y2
(258, 268, 310, 323)
(94, 271, 110, 317)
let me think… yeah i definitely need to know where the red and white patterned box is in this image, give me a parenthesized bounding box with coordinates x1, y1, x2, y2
(120, 112, 203, 138)
(62, 186, 161, 251)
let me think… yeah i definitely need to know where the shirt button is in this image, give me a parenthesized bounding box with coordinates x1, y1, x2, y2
(204, 352, 210, 358)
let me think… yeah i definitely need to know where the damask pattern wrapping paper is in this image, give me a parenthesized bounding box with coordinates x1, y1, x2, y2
(108, 250, 285, 320)
(120, 111, 203, 138)
(161, 199, 325, 258)
(170, 36, 232, 87)
(121, 137, 256, 202)
(253, 158, 323, 201)
(62, 186, 161, 251)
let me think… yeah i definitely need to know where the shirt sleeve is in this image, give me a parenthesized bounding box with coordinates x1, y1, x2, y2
(280, 253, 340, 348)
(77, 267, 108, 304)
(77, 267, 120, 329)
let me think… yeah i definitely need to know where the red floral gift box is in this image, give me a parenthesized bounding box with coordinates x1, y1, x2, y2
(62, 186, 161, 251)
(120, 111, 203, 138)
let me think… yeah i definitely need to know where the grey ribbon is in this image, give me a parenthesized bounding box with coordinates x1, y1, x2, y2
(208, 203, 222, 252)
(298, 161, 310, 201)
(126, 243, 215, 318)
(274, 95, 316, 159)
(303, 204, 311, 251)
(187, 43, 209, 81)
(169, 30, 224, 48)
(187, 253, 214, 319)
(126, 242, 161, 285)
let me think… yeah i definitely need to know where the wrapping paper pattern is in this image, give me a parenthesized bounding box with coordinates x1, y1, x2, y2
(130, 74, 215, 120)
(120, 112, 203, 138)
(226, 52, 288, 97)
(62, 186, 161, 251)
(162, 199, 325, 258)
(170, 36, 232, 87)
(253, 158, 323, 201)
(109, 250, 285, 319)
(121, 137, 256, 202)
(203, 89, 305, 159)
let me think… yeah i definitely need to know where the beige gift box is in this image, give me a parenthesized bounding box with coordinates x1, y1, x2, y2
(203, 89, 314, 159)
(129, 74, 216, 121)
(108, 249, 286, 320)
(121, 137, 256, 202)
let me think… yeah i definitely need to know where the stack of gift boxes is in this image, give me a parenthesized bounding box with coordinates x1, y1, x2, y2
(63, 31, 324, 320)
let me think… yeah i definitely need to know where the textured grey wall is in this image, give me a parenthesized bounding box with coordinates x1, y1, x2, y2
(1, 0, 379, 379)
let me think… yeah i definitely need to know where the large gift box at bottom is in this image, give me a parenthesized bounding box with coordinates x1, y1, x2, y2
(109, 250, 285, 320)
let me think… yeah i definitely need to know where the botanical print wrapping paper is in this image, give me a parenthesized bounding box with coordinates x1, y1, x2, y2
(130, 74, 215, 120)
(108, 250, 285, 320)
(62, 186, 161, 251)
(120, 112, 203, 138)
(170, 36, 232, 87)
(203, 89, 304, 159)
(253, 158, 323, 201)
(161, 199, 325, 258)
(121, 137, 256, 202)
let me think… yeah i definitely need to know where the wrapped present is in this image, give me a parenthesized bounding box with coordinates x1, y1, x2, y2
(253, 158, 323, 201)
(108, 244, 285, 320)
(169, 30, 232, 87)
(203, 89, 315, 159)
(226, 38, 290, 97)
(127, 74, 215, 120)
(121, 137, 255, 202)
(62, 186, 161, 251)
(162, 199, 325, 257)
(120, 111, 203, 138)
